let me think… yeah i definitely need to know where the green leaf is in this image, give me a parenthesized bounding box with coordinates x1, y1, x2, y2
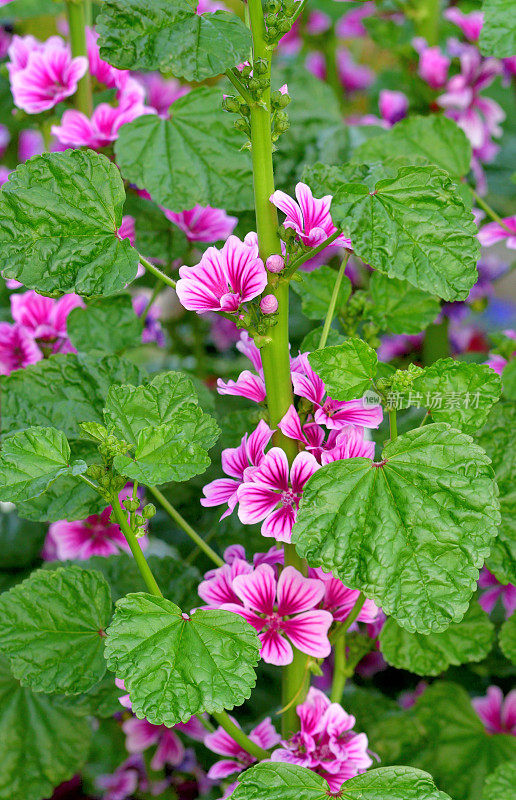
(379, 601, 494, 676)
(354, 116, 472, 181)
(481, 761, 516, 800)
(17, 471, 105, 523)
(0, 654, 91, 800)
(0, 566, 111, 694)
(300, 326, 345, 353)
(1, 353, 144, 440)
(502, 358, 516, 400)
(232, 763, 451, 800)
(411, 359, 501, 434)
(369, 273, 440, 335)
(112, 407, 219, 485)
(1, 0, 64, 18)
(293, 423, 499, 633)
(67, 295, 142, 355)
(123, 192, 189, 261)
(414, 682, 516, 800)
(98, 0, 252, 81)
(330, 164, 479, 301)
(0, 511, 46, 569)
(0, 427, 86, 503)
(479, 0, 516, 58)
(104, 593, 259, 724)
(115, 88, 253, 212)
(104, 371, 199, 444)
(476, 402, 516, 584)
(0, 150, 138, 298)
(308, 338, 378, 401)
(499, 613, 516, 664)
(291, 265, 351, 321)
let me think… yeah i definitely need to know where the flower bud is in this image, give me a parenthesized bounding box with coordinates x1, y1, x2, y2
(260, 294, 279, 314)
(142, 503, 156, 519)
(266, 254, 284, 273)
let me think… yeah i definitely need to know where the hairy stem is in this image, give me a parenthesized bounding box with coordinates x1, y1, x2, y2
(139, 255, 177, 289)
(149, 486, 224, 567)
(318, 252, 350, 349)
(472, 188, 513, 233)
(66, 0, 92, 116)
(211, 710, 270, 760)
(111, 495, 163, 597)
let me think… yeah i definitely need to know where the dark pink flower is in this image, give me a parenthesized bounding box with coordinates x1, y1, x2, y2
(309, 568, 380, 623)
(478, 568, 516, 618)
(176, 236, 267, 313)
(201, 420, 274, 520)
(271, 687, 372, 790)
(222, 564, 332, 665)
(0, 322, 41, 375)
(205, 716, 280, 779)
(478, 215, 516, 250)
(198, 544, 283, 609)
(379, 90, 408, 126)
(336, 3, 375, 38)
(444, 8, 484, 41)
(270, 182, 351, 249)
(278, 405, 375, 463)
(123, 715, 205, 771)
(138, 72, 189, 116)
(163, 204, 237, 243)
(96, 761, 140, 800)
(472, 686, 516, 735)
(86, 27, 128, 90)
(416, 44, 450, 89)
(18, 128, 44, 162)
(52, 99, 155, 148)
(10, 290, 83, 355)
(237, 447, 320, 543)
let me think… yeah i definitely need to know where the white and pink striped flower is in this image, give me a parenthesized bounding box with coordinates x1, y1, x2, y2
(163, 204, 237, 243)
(270, 182, 351, 249)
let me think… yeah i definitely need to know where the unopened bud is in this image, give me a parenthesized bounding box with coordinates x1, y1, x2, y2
(142, 503, 156, 519)
(260, 294, 279, 314)
(266, 254, 284, 273)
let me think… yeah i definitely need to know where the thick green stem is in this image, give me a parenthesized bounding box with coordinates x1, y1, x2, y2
(149, 486, 224, 567)
(111, 495, 163, 597)
(318, 252, 350, 350)
(330, 637, 347, 703)
(414, 0, 441, 46)
(66, 0, 92, 116)
(247, 0, 308, 737)
(212, 710, 269, 760)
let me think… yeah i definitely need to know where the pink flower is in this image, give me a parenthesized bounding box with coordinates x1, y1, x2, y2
(378, 90, 408, 126)
(336, 3, 375, 38)
(86, 27, 128, 90)
(96, 761, 140, 800)
(201, 420, 274, 520)
(444, 8, 484, 42)
(0, 166, 11, 187)
(309, 568, 380, 623)
(198, 545, 283, 610)
(123, 715, 205, 771)
(163, 204, 237, 243)
(478, 216, 516, 250)
(478, 568, 516, 618)
(398, 681, 428, 709)
(8, 35, 87, 114)
(18, 128, 44, 162)
(10, 290, 83, 355)
(117, 215, 136, 247)
(216, 331, 267, 402)
(43, 503, 147, 561)
(271, 687, 372, 790)
(222, 564, 332, 665)
(205, 717, 280, 779)
(52, 99, 154, 148)
(472, 687, 516, 735)
(237, 448, 320, 543)
(291, 353, 383, 431)
(176, 236, 267, 314)
(0, 322, 42, 375)
(138, 72, 189, 116)
(270, 182, 351, 249)
(416, 44, 450, 89)
(278, 405, 375, 463)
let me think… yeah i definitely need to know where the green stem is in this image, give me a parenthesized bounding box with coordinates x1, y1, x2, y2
(111, 495, 163, 597)
(331, 592, 366, 644)
(66, 0, 92, 116)
(414, 0, 440, 46)
(287, 231, 340, 274)
(389, 409, 398, 441)
(330, 636, 346, 703)
(149, 487, 224, 567)
(318, 252, 350, 349)
(225, 69, 254, 105)
(472, 189, 513, 233)
(139, 255, 177, 290)
(247, 0, 308, 738)
(211, 710, 269, 761)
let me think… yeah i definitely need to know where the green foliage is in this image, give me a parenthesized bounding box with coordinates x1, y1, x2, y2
(411, 359, 502, 434)
(499, 612, 516, 664)
(481, 761, 516, 800)
(476, 402, 516, 584)
(0, 511, 46, 569)
(16, 471, 105, 524)
(123, 192, 189, 261)
(379, 601, 494, 675)
(369, 273, 440, 335)
(0, 655, 91, 800)
(0, 566, 111, 694)
(479, 0, 516, 58)
(115, 88, 253, 212)
(308, 338, 378, 401)
(291, 265, 351, 321)
(0, 427, 86, 503)
(327, 164, 479, 301)
(293, 423, 499, 633)
(232, 763, 451, 800)
(104, 593, 260, 724)
(502, 358, 516, 399)
(0, 150, 138, 297)
(67, 296, 142, 355)
(98, 0, 252, 81)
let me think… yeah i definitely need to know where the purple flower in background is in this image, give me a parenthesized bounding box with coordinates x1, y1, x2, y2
(163, 204, 237, 243)
(478, 568, 516, 618)
(18, 128, 44, 162)
(0, 322, 42, 375)
(444, 7, 484, 42)
(378, 89, 409, 126)
(123, 715, 206, 770)
(96, 762, 140, 800)
(138, 72, 189, 116)
(336, 2, 375, 38)
(478, 215, 516, 251)
(414, 41, 450, 89)
(205, 717, 280, 779)
(132, 294, 166, 347)
(472, 686, 516, 735)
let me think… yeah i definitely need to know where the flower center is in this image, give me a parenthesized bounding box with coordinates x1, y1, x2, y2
(281, 488, 297, 507)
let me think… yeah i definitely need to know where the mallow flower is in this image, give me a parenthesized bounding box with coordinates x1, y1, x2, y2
(163, 204, 237, 243)
(472, 686, 516, 735)
(478, 215, 516, 251)
(204, 716, 280, 779)
(270, 182, 351, 249)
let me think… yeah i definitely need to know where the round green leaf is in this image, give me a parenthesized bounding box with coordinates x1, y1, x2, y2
(0, 150, 138, 297)
(481, 761, 516, 800)
(291, 265, 352, 321)
(369, 273, 440, 335)
(0, 566, 111, 694)
(115, 88, 253, 212)
(308, 338, 378, 401)
(98, 0, 252, 81)
(380, 601, 494, 676)
(293, 423, 499, 633)
(479, 0, 516, 58)
(104, 593, 260, 725)
(67, 295, 142, 356)
(0, 655, 91, 800)
(499, 613, 516, 665)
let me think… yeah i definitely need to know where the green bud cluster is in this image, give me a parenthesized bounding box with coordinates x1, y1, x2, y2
(263, 0, 299, 45)
(377, 363, 424, 397)
(86, 463, 127, 502)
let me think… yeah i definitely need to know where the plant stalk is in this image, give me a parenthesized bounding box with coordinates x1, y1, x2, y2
(111, 495, 163, 597)
(211, 710, 269, 761)
(66, 0, 92, 116)
(471, 188, 514, 233)
(139, 255, 177, 290)
(318, 252, 350, 349)
(414, 0, 441, 46)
